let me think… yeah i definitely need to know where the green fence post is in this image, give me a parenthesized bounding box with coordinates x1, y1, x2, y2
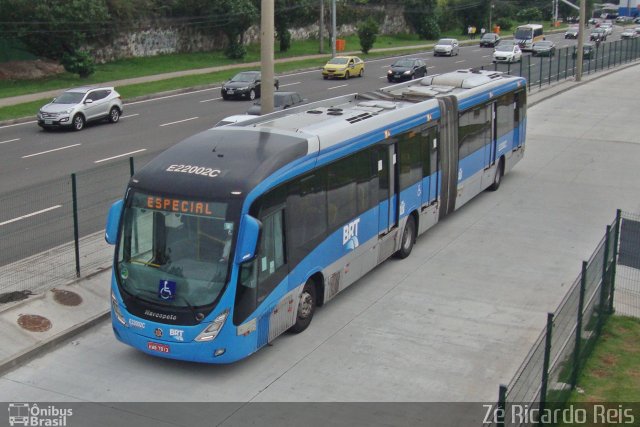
(497, 384, 507, 427)
(129, 156, 135, 177)
(609, 209, 621, 314)
(539, 56, 543, 89)
(540, 312, 554, 414)
(614, 40, 617, 66)
(571, 262, 587, 389)
(557, 49, 561, 82)
(572, 46, 576, 77)
(71, 173, 81, 278)
(564, 47, 568, 79)
(608, 42, 611, 69)
(548, 54, 553, 85)
(527, 55, 532, 91)
(601, 224, 612, 314)
(519, 56, 523, 77)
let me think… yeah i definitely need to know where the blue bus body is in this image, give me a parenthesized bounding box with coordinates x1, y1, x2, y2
(106, 69, 527, 363)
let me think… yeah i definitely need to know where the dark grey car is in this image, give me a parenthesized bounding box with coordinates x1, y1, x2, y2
(386, 58, 427, 82)
(246, 92, 307, 115)
(221, 71, 280, 101)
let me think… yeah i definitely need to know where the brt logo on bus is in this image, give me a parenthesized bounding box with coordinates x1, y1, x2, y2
(343, 218, 360, 251)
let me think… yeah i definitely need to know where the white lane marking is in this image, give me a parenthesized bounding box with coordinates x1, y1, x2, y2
(159, 117, 199, 127)
(22, 144, 81, 158)
(482, 55, 491, 58)
(121, 113, 139, 119)
(0, 120, 37, 130)
(127, 88, 220, 106)
(200, 97, 222, 103)
(94, 149, 147, 164)
(0, 138, 20, 145)
(455, 60, 466, 63)
(328, 84, 348, 90)
(472, 49, 482, 52)
(280, 82, 301, 87)
(427, 66, 436, 69)
(0, 205, 62, 227)
(379, 76, 387, 79)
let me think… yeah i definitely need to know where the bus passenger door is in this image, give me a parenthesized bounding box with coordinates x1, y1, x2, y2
(377, 144, 398, 235)
(485, 102, 497, 168)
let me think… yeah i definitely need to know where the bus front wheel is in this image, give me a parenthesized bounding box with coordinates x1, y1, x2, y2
(289, 280, 317, 333)
(396, 215, 416, 259)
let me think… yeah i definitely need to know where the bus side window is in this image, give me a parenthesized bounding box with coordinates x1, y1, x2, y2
(256, 209, 286, 303)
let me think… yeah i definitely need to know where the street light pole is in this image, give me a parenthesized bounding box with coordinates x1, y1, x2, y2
(261, 0, 275, 114)
(319, 0, 324, 53)
(576, 0, 585, 81)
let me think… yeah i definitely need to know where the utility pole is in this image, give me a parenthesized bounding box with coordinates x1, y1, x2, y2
(331, 0, 337, 57)
(576, 0, 585, 81)
(319, 0, 325, 53)
(489, 2, 494, 32)
(261, 0, 275, 114)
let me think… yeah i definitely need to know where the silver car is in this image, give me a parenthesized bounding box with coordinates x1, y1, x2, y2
(37, 86, 123, 131)
(433, 38, 460, 56)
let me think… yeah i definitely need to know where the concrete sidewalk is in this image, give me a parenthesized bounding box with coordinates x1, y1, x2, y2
(0, 60, 637, 378)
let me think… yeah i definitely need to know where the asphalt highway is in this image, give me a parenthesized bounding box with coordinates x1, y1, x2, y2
(0, 25, 630, 266)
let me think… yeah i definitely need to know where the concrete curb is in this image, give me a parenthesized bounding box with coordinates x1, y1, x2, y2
(0, 310, 110, 376)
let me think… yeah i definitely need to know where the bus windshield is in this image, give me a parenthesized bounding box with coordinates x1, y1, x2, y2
(116, 191, 236, 308)
(514, 28, 533, 39)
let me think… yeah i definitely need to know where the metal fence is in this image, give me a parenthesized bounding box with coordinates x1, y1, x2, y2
(486, 210, 640, 426)
(614, 210, 640, 318)
(482, 37, 640, 90)
(0, 150, 160, 295)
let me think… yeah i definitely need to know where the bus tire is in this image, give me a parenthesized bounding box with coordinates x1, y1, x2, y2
(396, 215, 416, 259)
(289, 280, 317, 333)
(488, 159, 504, 191)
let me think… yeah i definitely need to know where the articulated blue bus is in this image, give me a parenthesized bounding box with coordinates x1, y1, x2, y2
(105, 69, 527, 363)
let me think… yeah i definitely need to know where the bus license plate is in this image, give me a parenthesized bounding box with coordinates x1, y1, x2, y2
(147, 342, 170, 353)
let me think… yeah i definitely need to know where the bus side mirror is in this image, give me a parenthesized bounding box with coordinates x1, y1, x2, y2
(234, 215, 261, 264)
(105, 199, 123, 245)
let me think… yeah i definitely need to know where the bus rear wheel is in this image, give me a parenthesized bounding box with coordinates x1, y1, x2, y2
(289, 280, 316, 333)
(396, 215, 416, 259)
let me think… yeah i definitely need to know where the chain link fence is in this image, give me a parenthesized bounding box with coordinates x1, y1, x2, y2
(614, 211, 640, 318)
(486, 209, 640, 426)
(0, 150, 160, 295)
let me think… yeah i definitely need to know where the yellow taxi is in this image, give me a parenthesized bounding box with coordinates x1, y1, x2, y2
(321, 56, 365, 80)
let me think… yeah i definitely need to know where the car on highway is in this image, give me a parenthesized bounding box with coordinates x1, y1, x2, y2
(573, 43, 595, 60)
(37, 86, 123, 132)
(590, 28, 607, 41)
(531, 40, 556, 56)
(479, 32, 501, 47)
(386, 58, 427, 82)
(492, 43, 522, 63)
(221, 71, 279, 101)
(565, 27, 579, 39)
(213, 114, 254, 127)
(621, 28, 638, 38)
(616, 16, 633, 23)
(600, 22, 614, 36)
(635, 17, 640, 24)
(321, 56, 365, 79)
(246, 91, 308, 115)
(433, 38, 460, 56)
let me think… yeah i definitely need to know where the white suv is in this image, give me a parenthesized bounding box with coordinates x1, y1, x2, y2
(38, 86, 123, 131)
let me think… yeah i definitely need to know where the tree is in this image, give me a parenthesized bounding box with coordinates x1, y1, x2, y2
(179, 0, 258, 59)
(0, 0, 111, 77)
(516, 7, 543, 23)
(274, 0, 315, 52)
(357, 17, 378, 54)
(403, 0, 441, 40)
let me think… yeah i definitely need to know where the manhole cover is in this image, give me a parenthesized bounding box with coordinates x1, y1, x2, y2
(17, 314, 52, 332)
(52, 289, 83, 306)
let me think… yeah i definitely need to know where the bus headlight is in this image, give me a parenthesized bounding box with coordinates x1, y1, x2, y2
(195, 309, 229, 342)
(111, 290, 126, 326)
